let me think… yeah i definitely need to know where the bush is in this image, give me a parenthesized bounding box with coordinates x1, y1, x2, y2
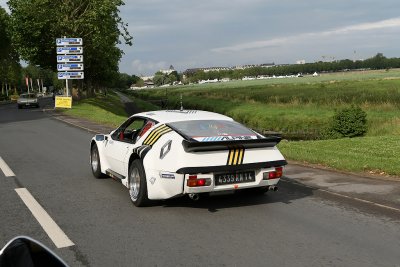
(326, 106, 367, 138)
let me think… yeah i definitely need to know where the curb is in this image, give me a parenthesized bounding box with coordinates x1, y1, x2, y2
(43, 109, 114, 135)
(287, 160, 400, 182)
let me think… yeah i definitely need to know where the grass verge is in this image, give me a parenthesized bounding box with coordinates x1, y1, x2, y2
(62, 91, 127, 128)
(278, 136, 400, 177)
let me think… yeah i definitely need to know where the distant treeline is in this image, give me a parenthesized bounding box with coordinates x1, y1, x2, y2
(185, 53, 400, 82)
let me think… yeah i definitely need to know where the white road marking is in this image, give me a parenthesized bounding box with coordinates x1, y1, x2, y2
(15, 188, 74, 248)
(321, 189, 400, 213)
(281, 179, 400, 213)
(0, 156, 16, 177)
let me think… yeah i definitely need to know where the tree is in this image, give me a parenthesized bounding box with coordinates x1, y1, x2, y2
(7, 0, 132, 94)
(0, 7, 21, 96)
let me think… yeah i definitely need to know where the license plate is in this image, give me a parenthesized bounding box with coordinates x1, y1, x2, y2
(215, 171, 255, 186)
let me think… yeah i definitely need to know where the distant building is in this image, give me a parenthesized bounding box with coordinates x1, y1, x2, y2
(184, 62, 275, 74)
(296, 59, 306, 64)
(159, 65, 176, 75)
(140, 75, 154, 81)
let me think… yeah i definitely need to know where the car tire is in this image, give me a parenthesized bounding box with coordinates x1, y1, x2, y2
(129, 159, 150, 207)
(17, 105, 22, 109)
(90, 144, 104, 178)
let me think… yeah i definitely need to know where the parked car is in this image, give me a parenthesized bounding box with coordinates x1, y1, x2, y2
(17, 93, 39, 109)
(90, 110, 287, 206)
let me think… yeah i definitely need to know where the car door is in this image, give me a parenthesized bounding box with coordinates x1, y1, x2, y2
(104, 117, 147, 176)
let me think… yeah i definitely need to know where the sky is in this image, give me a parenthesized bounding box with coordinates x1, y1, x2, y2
(1, 0, 400, 76)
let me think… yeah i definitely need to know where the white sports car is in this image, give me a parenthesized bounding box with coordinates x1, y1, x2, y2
(90, 110, 287, 206)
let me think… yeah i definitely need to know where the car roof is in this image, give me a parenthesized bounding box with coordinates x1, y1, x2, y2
(132, 110, 233, 124)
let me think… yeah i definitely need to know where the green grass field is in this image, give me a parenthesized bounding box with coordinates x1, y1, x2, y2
(62, 91, 128, 128)
(132, 69, 400, 178)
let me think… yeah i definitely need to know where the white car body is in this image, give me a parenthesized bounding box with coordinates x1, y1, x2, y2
(90, 110, 287, 205)
(17, 93, 39, 108)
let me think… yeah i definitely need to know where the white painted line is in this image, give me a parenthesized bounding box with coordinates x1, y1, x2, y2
(282, 179, 400, 213)
(0, 156, 16, 177)
(322, 190, 400, 213)
(15, 188, 74, 248)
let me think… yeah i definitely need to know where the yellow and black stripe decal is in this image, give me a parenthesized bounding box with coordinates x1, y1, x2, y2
(227, 147, 245, 165)
(143, 124, 172, 146)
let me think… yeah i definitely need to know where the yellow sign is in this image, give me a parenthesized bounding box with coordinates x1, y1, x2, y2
(55, 96, 72, 109)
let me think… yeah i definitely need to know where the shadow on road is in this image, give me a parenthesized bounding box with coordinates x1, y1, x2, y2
(0, 98, 54, 124)
(160, 177, 315, 212)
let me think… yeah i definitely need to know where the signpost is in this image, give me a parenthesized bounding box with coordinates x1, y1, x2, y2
(55, 96, 73, 109)
(56, 37, 84, 108)
(57, 72, 85, 79)
(56, 47, 83, 54)
(56, 38, 82, 46)
(57, 55, 83, 63)
(57, 64, 84, 71)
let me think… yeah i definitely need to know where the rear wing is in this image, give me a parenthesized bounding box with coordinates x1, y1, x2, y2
(182, 136, 282, 152)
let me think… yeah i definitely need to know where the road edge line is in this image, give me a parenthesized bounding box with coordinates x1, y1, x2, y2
(281, 179, 400, 213)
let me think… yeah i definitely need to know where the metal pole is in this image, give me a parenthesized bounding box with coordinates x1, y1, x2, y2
(66, 79, 69, 96)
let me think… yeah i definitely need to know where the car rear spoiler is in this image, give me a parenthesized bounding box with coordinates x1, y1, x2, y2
(182, 136, 282, 152)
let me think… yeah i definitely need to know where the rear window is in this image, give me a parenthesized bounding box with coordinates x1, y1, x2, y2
(169, 120, 258, 142)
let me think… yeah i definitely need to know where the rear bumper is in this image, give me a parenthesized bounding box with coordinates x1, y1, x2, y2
(182, 166, 284, 194)
(176, 160, 287, 174)
(18, 101, 39, 107)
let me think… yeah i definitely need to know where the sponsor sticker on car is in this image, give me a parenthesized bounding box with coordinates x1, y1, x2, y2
(194, 135, 258, 142)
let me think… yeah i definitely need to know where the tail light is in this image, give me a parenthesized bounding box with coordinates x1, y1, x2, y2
(263, 167, 283, 180)
(187, 175, 211, 187)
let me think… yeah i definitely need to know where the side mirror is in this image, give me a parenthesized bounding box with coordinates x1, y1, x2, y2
(0, 236, 68, 267)
(95, 134, 105, 141)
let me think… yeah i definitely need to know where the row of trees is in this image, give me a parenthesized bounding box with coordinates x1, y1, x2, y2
(185, 53, 400, 83)
(0, 7, 20, 96)
(153, 71, 180, 86)
(1, 0, 133, 97)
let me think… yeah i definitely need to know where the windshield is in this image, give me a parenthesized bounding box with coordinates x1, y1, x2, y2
(20, 94, 36, 98)
(169, 120, 258, 142)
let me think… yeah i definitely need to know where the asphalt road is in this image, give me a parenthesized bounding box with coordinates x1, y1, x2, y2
(0, 99, 399, 267)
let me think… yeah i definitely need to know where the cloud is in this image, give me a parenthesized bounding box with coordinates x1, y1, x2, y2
(130, 60, 168, 76)
(211, 17, 400, 53)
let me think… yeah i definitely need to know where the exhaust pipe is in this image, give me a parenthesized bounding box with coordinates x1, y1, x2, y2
(268, 186, 278, 192)
(188, 193, 200, 201)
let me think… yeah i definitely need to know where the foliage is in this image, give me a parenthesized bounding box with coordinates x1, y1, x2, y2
(153, 71, 180, 86)
(111, 73, 141, 89)
(7, 0, 132, 91)
(184, 54, 400, 83)
(21, 65, 63, 93)
(0, 7, 21, 91)
(326, 106, 367, 138)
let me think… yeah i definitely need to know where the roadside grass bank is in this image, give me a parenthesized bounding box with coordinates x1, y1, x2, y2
(134, 79, 400, 139)
(130, 71, 400, 178)
(61, 91, 127, 128)
(126, 94, 160, 111)
(278, 136, 400, 177)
